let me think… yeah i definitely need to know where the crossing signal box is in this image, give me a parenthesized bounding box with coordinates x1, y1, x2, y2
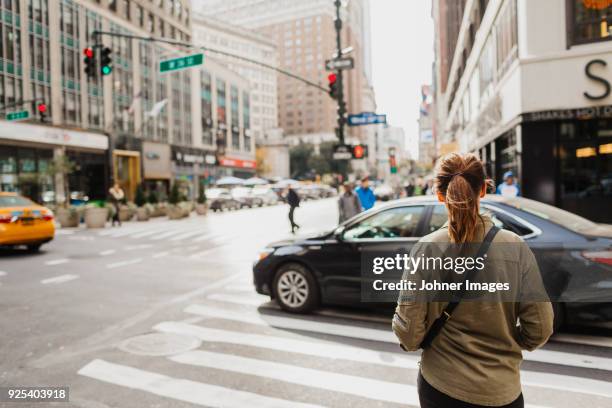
(83, 47, 96, 78)
(100, 47, 113, 76)
(352, 144, 367, 159)
(328, 73, 339, 100)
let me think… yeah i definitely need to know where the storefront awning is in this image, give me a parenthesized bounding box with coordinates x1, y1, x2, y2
(0, 121, 108, 150)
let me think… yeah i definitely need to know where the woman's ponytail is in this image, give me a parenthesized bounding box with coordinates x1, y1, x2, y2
(434, 153, 488, 243)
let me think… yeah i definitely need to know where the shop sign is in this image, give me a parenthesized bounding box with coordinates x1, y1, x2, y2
(584, 59, 611, 101)
(219, 157, 256, 169)
(524, 105, 612, 122)
(0, 121, 108, 149)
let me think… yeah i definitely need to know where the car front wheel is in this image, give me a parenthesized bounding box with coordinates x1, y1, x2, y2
(273, 263, 319, 313)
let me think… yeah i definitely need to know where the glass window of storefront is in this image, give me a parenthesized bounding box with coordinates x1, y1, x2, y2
(0, 145, 53, 203)
(570, 0, 612, 45)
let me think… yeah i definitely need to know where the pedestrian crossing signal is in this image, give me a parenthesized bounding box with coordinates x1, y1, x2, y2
(352, 144, 367, 159)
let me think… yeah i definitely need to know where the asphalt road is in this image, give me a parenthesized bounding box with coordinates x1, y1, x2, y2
(0, 198, 611, 408)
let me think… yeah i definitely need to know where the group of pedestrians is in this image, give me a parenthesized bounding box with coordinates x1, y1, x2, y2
(338, 177, 376, 223)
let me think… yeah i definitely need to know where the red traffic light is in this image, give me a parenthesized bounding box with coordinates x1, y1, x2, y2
(327, 73, 337, 84)
(353, 144, 365, 159)
(37, 103, 47, 113)
(83, 47, 94, 58)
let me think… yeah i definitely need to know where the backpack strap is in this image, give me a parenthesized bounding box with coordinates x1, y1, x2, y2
(419, 226, 500, 349)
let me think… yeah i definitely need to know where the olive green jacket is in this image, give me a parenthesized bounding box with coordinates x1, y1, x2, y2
(392, 216, 554, 406)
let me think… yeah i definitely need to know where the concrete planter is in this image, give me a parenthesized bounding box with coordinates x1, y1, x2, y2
(151, 204, 166, 217)
(56, 207, 79, 228)
(195, 204, 208, 215)
(85, 207, 108, 228)
(119, 206, 133, 222)
(167, 205, 184, 220)
(136, 207, 150, 221)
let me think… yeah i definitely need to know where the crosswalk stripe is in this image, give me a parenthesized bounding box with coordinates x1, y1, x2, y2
(45, 258, 69, 266)
(207, 293, 268, 306)
(106, 258, 143, 269)
(223, 284, 255, 292)
(129, 225, 177, 239)
(150, 227, 196, 240)
(185, 304, 395, 343)
(154, 321, 418, 369)
(193, 232, 223, 242)
(170, 350, 419, 405)
(41, 274, 79, 284)
(521, 370, 612, 399)
(170, 230, 210, 241)
(99, 226, 151, 237)
(78, 359, 323, 408)
(184, 304, 612, 372)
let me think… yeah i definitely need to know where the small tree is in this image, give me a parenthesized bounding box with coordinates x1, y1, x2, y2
(135, 184, 146, 207)
(147, 190, 159, 204)
(197, 184, 207, 204)
(168, 183, 180, 205)
(44, 155, 76, 207)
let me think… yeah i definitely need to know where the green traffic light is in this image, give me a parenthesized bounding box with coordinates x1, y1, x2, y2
(101, 65, 112, 75)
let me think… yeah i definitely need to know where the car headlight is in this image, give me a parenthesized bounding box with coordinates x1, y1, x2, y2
(257, 247, 275, 262)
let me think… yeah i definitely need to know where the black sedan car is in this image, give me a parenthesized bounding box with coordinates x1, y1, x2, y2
(253, 195, 612, 330)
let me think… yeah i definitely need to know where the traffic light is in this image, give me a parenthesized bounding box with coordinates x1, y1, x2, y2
(100, 47, 112, 76)
(83, 47, 96, 78)
(352, 144, 367, 159)
(327, 72, 339, 100)
(37, 103, 47, 122)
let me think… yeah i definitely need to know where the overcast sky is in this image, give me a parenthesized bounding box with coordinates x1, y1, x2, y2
(369, 0, 434, 158)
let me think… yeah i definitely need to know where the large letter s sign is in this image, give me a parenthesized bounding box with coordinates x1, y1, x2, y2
(584, 59, 611, 101)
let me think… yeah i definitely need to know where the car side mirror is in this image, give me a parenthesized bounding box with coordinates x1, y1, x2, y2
(334, 226, 345, 241)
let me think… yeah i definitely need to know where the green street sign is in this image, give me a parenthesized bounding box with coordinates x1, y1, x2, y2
(159, 53, 204, 73)
(6, 110, 29, 121)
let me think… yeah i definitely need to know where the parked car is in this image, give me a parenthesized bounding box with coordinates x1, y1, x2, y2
(253, 195, 612, 331)
(251, 186, 279, 206)
(231, 187, 263, 208)
(208, 188, 241, 212)
(373, 183, 394, 201)
(0, 192, 55, 251)
(299, 185, 322, 200)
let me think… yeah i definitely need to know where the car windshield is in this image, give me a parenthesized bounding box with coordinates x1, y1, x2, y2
(501, 196, 599, 234)
(0, 195, 35, 207)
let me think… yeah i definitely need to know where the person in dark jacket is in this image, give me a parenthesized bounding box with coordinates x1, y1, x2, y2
(287, 185, 300, 233)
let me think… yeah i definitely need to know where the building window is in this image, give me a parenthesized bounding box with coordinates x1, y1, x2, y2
(230, 85, 240, 150)
(201, 70, 213, 145)
(570, 0, 612, 45)
(136, 5, 143, 27)
(243, 91, 251, 151)
(495, 0, 517, 78)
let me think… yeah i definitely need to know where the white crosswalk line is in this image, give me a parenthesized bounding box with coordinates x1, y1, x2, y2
(193, 232, 223, 242)
(170, 350, 419, 405)
(184, 304, 395, 343)
(99, 226, 151, 237)
(129, 225, 177, 239)
(223, 284, 254, 292)
(154, 321, 419, 369)
(152, 251, 169, 259)
(99, 249, 116, 256)
(79, 359, 323, 408)
(521, 370, 612, 399)
(170, 229, 210, 241)
(41, 274, 79, 284)
(185, 304, 612, 372)
(106, 258, 143, 269)
(150, 226, 196, 240)
(207, 293, 268, 306)
(45, 258, 69, 266)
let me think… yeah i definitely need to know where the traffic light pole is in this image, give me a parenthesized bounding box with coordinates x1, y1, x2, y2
(334, 0, 347, 145)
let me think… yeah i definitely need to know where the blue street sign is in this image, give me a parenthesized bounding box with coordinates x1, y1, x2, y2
(347, 112, 387, 126)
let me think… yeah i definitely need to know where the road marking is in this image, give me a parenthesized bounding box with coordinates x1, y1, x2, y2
(78, 359, 323, 408)
(125, 244, 153, 251)
(154, 321, 418, 369)
(55, 229, 74, 235)
(207, 293, 268, 306)
(99, 250, 116, 256)
(170, 230, 209, 241)
(184, 304, 395, 343)
(41, 274, 79, 285)
(45, 258, 69, 266)
(521, 370, 612, 399)
(170, 350, 418, 405)
(552, 333, 612, 348)
(0, 271, 7, 277)
(129, 226, 176, 239)
(193, 233, 222, 243)
(152, 251, 169, 259)
(185, 305, 612, 372)
(223, 284, 254, 292)
(150, 227, 194, 241)
(106, 258, 143, 269)
(68, 236, 94, 241)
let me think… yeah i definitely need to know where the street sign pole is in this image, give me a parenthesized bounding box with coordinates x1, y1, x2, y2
(333, 0, 347, 145)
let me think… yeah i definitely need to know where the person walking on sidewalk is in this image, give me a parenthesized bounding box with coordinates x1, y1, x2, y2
(287, 185, 300, 233)
(108, 182, 125, 227)
(497, 170, 521, 197)
(338, 182, 361, 223)
(355, 177, 376, 210)
(392, 153, 553, 408)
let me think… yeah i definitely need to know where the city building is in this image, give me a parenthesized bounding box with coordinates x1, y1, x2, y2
(0, 0, 254, 204)
(432, 0, 612, 223)
(193, 0, 376, 148)
(418, 84, 435, 166)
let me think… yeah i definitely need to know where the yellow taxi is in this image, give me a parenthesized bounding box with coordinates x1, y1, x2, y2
(0, 192, 55, 251)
